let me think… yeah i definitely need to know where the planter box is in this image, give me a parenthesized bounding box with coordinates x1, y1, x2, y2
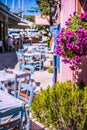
(31, 118, 48, 130)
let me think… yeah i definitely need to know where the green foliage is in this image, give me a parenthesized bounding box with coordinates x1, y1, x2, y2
(67, 13, 87, 33)
(48, 65, 53, 73)
(31, 81, 87, 130)
(36, 25, 51, 47)
(26, 16, 34, 22)
(38, 0, 56, 15)
(67, 15, 82, 32)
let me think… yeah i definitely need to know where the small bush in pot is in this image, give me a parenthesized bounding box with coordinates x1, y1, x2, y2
(31, 81, 87, 130)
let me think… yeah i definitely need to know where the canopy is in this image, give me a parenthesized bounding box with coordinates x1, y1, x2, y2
(9, 19, 34, 29)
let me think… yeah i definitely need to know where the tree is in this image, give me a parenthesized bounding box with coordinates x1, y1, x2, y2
(36, 25, 51, 47)
(35, 0, 55, 46)
(36, 0, 57, 46)
(37, 0, 56, 15)
(25, 0, 57, 46)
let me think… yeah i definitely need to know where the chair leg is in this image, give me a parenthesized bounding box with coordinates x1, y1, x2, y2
(23, 109, 31, 130)
(2, 46, 5, 53)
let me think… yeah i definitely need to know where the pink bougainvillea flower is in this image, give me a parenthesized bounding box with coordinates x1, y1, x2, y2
(73, 11, 77, 16)
(65, 21, 70, 26)
(68, 18, 71, 21)
(80, 12, 87, 20)
(84, 30, 87, 37)
(62, 58, 70, 63)
(56, 11, 87, 70)
(65, 30, 74, 38)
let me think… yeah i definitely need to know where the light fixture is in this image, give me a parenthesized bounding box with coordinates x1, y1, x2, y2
(50, 0, 61, 25)
(50, 2, 57, 25)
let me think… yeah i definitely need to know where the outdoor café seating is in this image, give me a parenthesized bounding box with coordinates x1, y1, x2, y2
(7, 72, 31, 97)
(0, 68, 35, 129)
(17, 82, 35, 129)
(0, 90, 24, 129)
(0, 106, 23, 130)
(16, 51, 35, 74)
(23, 52, 44, 71)
(0, 69, 31, 92)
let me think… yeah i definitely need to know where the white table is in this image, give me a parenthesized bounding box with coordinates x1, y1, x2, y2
(24, 52, 41, 64)
(24, 52, 41, 57)
(0, 90, 24, 111)
(0, 69, 26, 93)
(0, 90, 24, 125)
(0, 69, 25, 82)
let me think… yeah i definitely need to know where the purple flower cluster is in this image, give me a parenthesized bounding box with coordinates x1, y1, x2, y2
(56, 12, 87, 70)
(80, 12, 87, 21)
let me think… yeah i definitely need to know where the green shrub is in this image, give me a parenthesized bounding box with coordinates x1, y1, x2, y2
(48, 65, 53, 73)
(31, 81, 87, 130)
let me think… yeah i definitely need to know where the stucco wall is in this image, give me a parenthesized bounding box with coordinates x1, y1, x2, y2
(58, 0, 78, 82)
(60, 0, 77, 27)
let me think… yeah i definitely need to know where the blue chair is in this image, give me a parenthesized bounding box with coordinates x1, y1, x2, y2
(16, 51, 24, 71)
(22, 64, 35, 74)
(0, 105, 24, 130)
(16, 51, 35, 73)
(18, 48, 24, 53)
(14, 73, 31, 97)
(4, 72, 31, 97)
(17, 82, 35, 129)
(23, 43, 30, 49)
(33, 53, 44, 71)
(18, 82, 35, 106)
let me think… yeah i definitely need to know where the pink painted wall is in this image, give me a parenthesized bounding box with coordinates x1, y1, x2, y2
(58, 0, 78, 82)
(60, 0, 77, 27)
(56, 0, 87, 84)
(73, 56, 87, 85)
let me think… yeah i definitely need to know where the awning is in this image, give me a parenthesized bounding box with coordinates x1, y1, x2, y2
(0, 3, 21, 20)
(0, 2, 21, 27)
(0, 2, 34, 29)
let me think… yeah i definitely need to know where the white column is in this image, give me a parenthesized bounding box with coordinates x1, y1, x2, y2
(22, 0, 24, 18)
(5, 0, 8, 5)
(12, 0, 14, 12)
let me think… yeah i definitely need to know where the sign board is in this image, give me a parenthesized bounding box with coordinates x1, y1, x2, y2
(34, 14, 50, 26)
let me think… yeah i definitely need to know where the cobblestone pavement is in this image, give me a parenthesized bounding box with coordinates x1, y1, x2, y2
(0, 52, 53, 130)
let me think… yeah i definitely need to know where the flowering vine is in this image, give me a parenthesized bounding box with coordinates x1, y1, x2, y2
(56, 11, 87, 70)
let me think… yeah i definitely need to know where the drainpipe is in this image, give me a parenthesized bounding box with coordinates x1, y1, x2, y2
(75, 0, 76, 11)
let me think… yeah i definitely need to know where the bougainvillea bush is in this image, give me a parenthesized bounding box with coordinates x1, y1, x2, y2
(56, 12, 87, 70)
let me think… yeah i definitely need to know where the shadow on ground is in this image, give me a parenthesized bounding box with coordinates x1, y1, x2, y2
(36, 82, 41, 86)
(0, 52, 17, 70)
(31, 121, 45, 130)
